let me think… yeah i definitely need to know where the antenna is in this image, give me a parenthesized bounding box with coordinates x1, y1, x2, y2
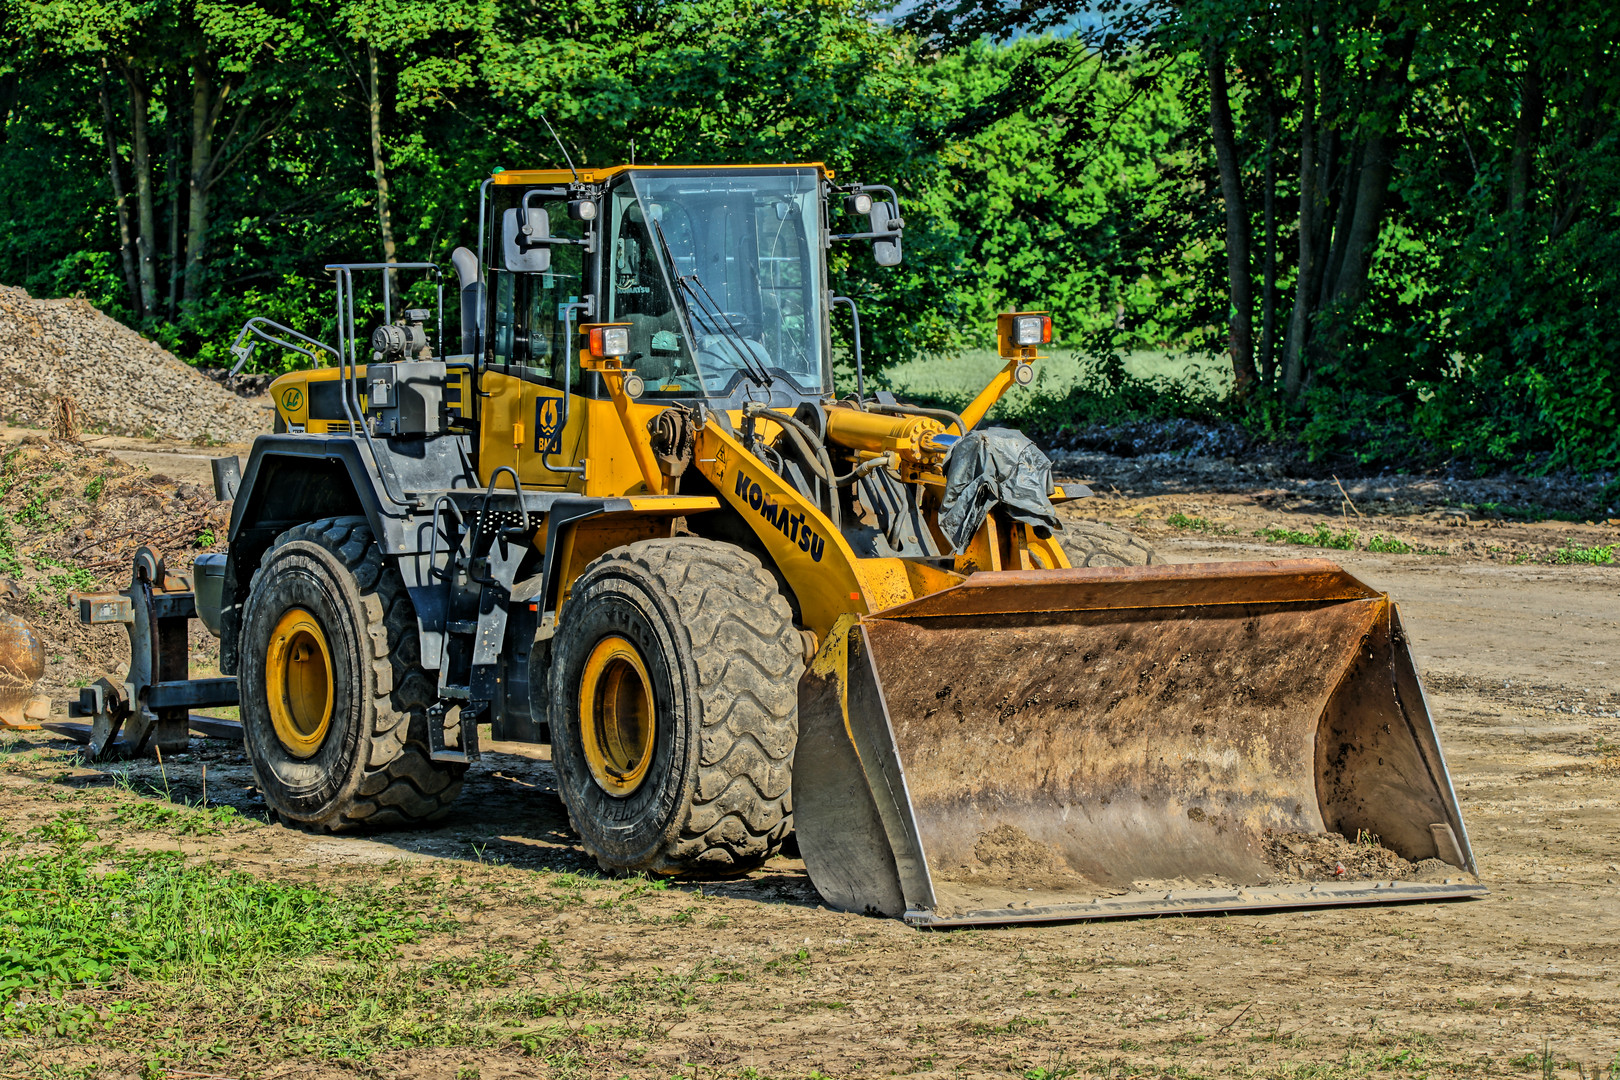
(539, 113, 579, 182)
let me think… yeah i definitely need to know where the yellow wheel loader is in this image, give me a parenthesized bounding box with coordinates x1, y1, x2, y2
(71, 162, 1483, 925)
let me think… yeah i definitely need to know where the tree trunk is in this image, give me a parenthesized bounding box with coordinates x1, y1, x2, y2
(184, 64, 216, 307)
(1282, 48, 1317, 402)
(1330, 133, 1395, 308)
(0, 72, 18, 144)
(1509, 61, 1544, 215)
(367, 42, 398, 277)
(1259, 101, 1279, 390)
(1319, 141, 1361, 309)
(1323, 33, 1416, 339)
(1206, 44, 1256, 396)
(127, 67, 159, 318)
(98, 65, 140, 315)
(166, 75, 182, 319)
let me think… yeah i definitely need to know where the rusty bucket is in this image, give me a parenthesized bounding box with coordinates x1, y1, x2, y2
(793, 560, 1484, 926)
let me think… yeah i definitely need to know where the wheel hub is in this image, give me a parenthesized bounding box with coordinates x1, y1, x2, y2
(579, 635, 656, 796)
(267, 607, 334, 758)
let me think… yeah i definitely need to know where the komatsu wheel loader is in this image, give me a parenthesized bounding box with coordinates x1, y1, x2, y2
(72, 162, 1484, 925)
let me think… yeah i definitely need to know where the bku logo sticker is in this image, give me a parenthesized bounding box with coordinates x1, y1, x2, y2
(733, 471, 825, 562)
(535, 396, 562, 453)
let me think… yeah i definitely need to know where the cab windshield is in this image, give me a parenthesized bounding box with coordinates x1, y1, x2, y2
(606, 169, 825, 397)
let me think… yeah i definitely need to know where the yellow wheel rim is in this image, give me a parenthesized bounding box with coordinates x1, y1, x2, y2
(266, 607, 335, 759)
(578, 636, 656, 797)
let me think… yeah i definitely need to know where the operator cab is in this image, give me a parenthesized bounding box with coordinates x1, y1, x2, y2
(483, 163, 900, 412)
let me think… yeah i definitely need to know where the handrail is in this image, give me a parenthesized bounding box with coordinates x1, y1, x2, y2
(473, 466, 531, 543)
(541, 300, 589, 476)
(830, 296, 866, 405)
(326, 263, 435, 509)
(228, 318, 341, 377)
(427, 495, 466, 582)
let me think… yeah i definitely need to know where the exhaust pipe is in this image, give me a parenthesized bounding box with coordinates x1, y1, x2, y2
(450, 246, 484, 358)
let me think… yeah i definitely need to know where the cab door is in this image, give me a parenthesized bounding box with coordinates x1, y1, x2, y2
(479, 192, 589, 489)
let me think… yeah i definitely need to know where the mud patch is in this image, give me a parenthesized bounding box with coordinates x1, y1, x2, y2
(1261, 829, 1419, 882)
(962, 823, 1084, 888)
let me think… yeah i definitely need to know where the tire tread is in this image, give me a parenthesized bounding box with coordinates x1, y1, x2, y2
(248, 515, 462, 831)
(563, 538, 802, 873)
(1056, 518, 1161, 567)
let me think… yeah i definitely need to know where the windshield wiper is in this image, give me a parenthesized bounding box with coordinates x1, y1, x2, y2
(651, 219, 773, 390)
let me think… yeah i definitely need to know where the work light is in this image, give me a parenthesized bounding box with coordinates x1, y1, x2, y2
(589, 326, 630, 358)
(1013, 314, 1052, 346)
(848, 192, 873, 216)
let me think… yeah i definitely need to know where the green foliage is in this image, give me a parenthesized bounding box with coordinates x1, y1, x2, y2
(1166, 512, 1231, 534)
(1548, 542, 1617, 565)
(1367, 534, 1413, 554)
(0, 519, 21, 579)
(1, 0, 1617, 478)
(1256, 523, 1359, 550)
(111, 799, 244, 835)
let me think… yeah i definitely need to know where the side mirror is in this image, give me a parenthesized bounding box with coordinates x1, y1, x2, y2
(868, 200, 902, 267)
(502, 207, 552, 273)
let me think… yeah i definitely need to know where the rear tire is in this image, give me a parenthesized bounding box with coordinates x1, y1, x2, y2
(1057, 519, 1161, 567)
(239, 516, 463, 831)
(550, 539, 802, 874)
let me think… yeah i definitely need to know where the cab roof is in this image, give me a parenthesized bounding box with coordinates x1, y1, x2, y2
(491, 162, 832, 185)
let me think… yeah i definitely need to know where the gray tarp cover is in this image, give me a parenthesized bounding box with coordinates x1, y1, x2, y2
(938, 428, 1063, 553)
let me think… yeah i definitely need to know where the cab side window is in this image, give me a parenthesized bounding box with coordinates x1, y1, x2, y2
(488, 196, 585, 384)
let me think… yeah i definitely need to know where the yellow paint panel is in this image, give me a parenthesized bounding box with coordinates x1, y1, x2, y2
(476, 372, 586, 490)
(493, 162, 832, 187)
(695, 423, 888, 639)
(623, 497, 722, 514)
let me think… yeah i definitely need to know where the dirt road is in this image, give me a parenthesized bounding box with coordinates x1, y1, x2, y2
(1, 452, 1617, 1078)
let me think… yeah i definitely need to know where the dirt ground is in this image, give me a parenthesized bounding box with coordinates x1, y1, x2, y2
(1, 440, 1617, 1078)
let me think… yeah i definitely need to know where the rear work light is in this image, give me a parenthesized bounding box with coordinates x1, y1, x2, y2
(589, 326, 630, 358)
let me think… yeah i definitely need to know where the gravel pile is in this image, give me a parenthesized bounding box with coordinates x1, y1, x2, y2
(0, 285, 270, 444)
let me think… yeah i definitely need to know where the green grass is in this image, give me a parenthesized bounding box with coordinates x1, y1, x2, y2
(870, 349, 1232, 415)
(0, 822, 430, 1008)
(1256, 523, 1360, 550)
(110, 799, 247, 835)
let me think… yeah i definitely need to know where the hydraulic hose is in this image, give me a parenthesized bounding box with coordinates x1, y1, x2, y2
(743, 403, 841, 531)
(833, 452, 897, 488)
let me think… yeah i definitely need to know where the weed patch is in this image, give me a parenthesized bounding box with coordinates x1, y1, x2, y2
(1548, 541, 1616, 565)
(1256, 523, 1360, 550)
(111, 799, 247, 835)
(1367, 534, 1413, 554)
(1166, 512, 1232, 535)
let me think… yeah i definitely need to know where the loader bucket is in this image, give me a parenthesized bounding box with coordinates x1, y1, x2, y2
(793, 560, 1485, 926)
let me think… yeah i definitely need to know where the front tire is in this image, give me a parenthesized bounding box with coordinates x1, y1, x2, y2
(550, 539, 803, 874)
(239, 516, 463, 831)
(1057, 518, 1161, 567)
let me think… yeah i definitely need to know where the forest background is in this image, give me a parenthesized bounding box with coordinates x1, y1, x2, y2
(0, 0, 1615, 480)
